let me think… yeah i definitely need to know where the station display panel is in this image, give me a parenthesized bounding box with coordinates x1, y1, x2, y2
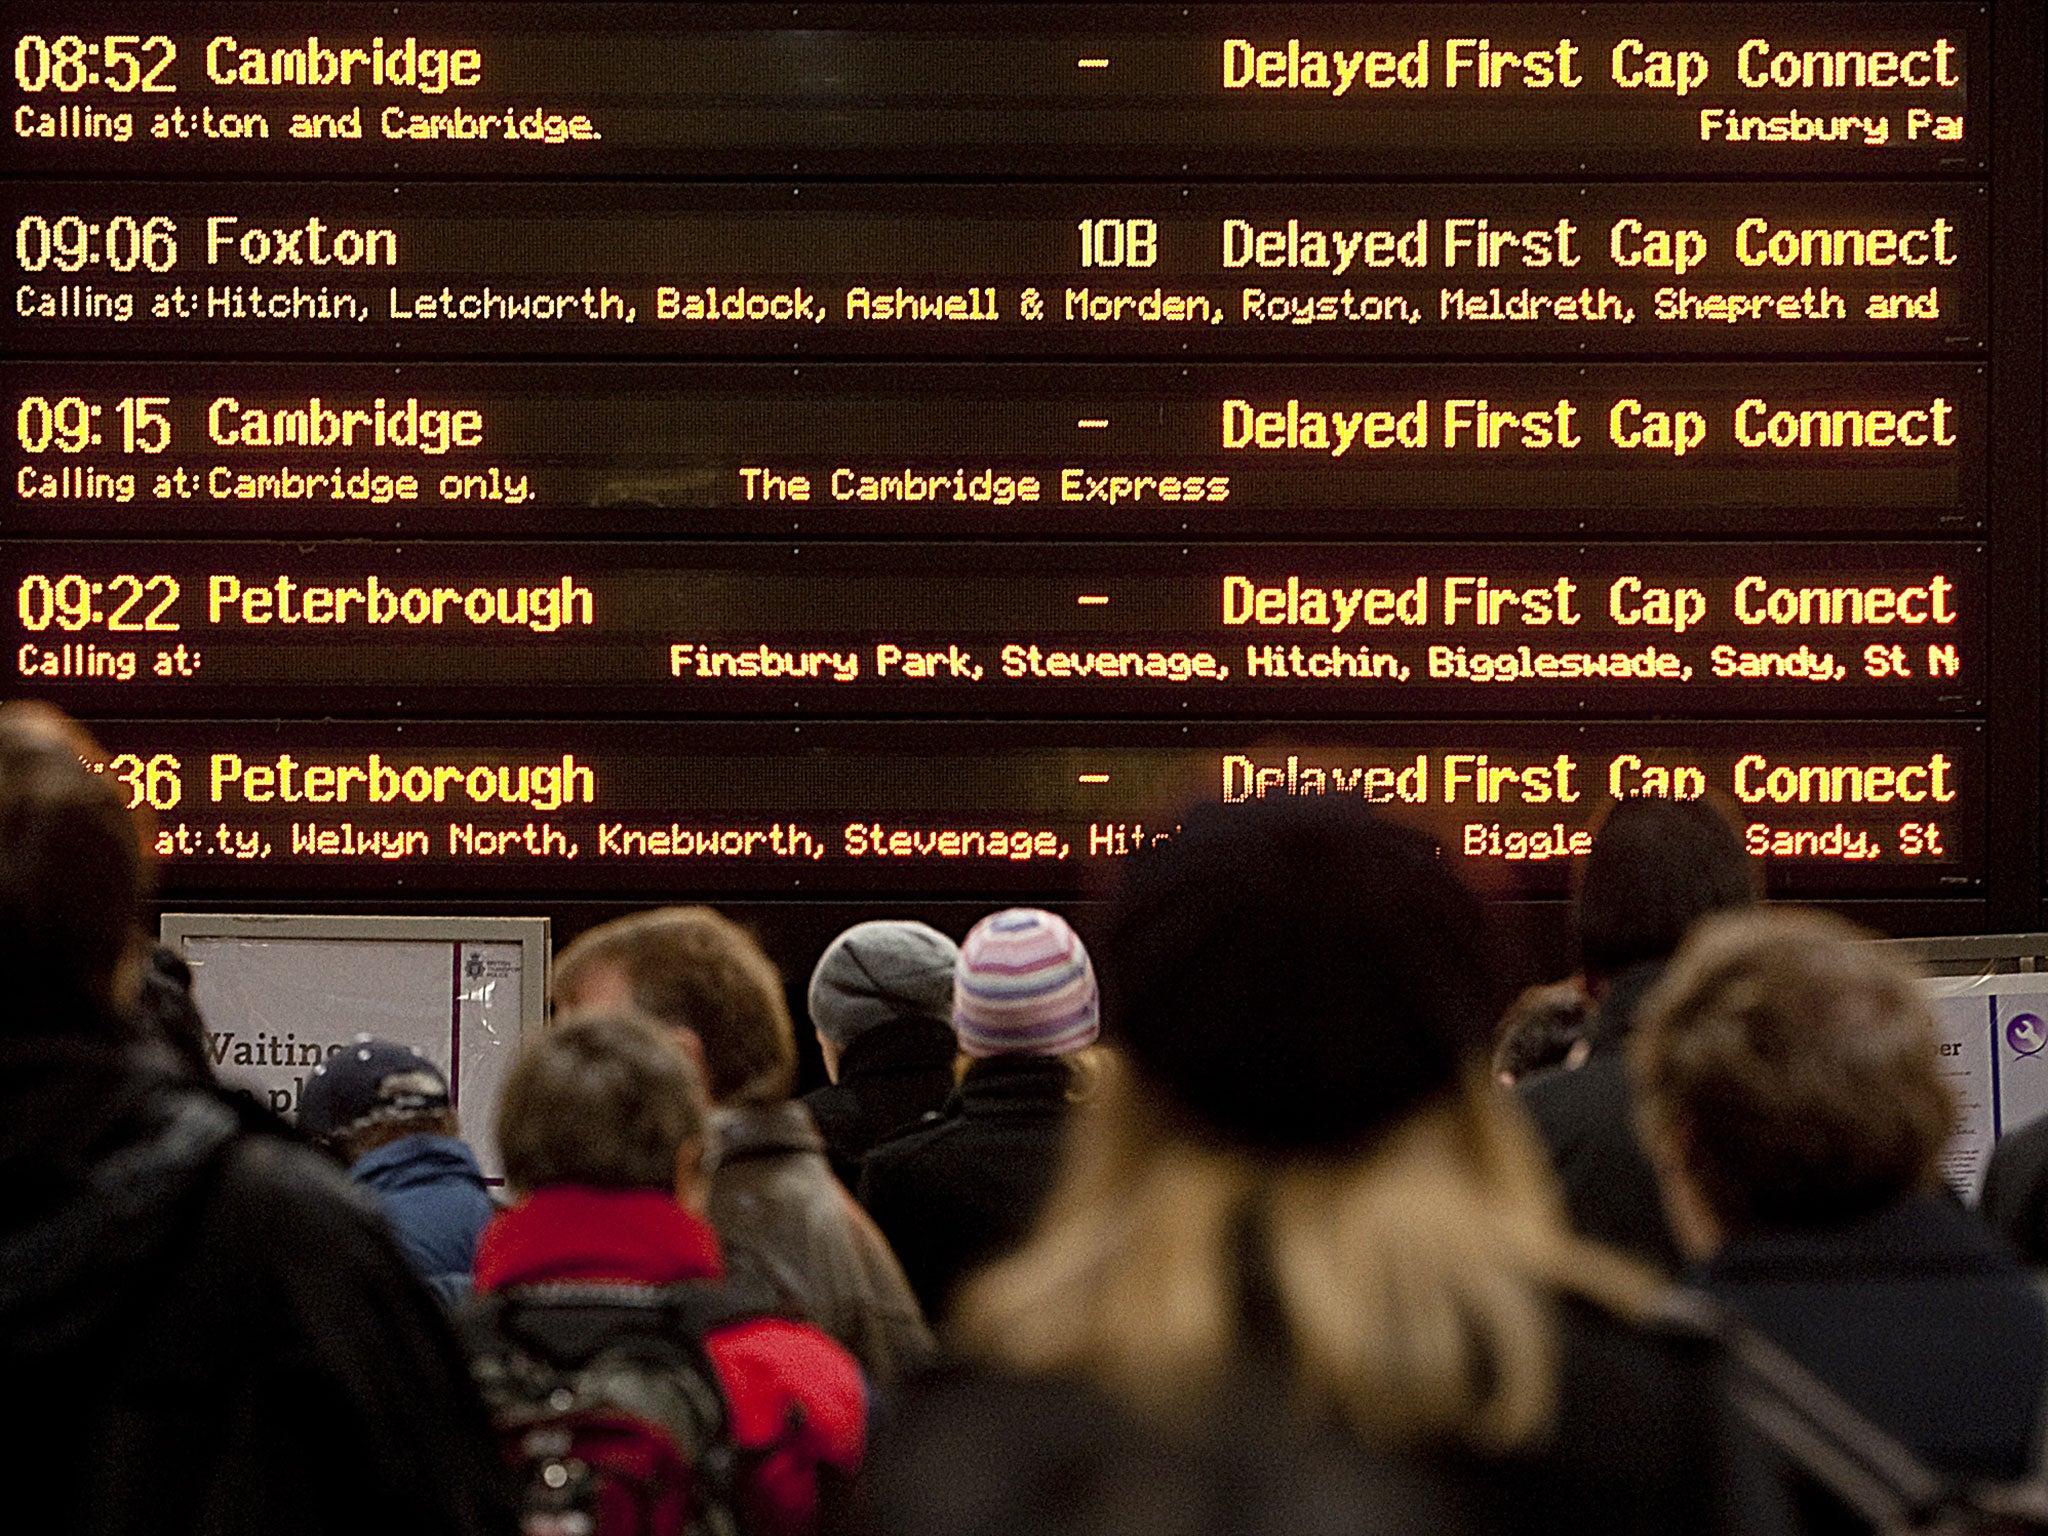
(5, 3, 2035, 921)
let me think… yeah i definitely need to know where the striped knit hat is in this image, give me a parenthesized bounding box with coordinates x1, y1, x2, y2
(953, 908, 1099, 1059)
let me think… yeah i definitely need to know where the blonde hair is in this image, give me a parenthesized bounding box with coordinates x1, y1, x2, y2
(954, 1056, 1653, 1453)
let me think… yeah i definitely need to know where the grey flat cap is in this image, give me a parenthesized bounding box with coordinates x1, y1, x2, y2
(808, 920, 960, 1048)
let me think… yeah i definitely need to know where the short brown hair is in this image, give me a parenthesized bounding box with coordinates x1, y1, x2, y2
(0, 702, 146, 1021)
(553, 907, 795, 1106)
(337, 1108, 459, 1167)
(1632, 908, 1953, 1234)
(498, 1012, 707, 1193)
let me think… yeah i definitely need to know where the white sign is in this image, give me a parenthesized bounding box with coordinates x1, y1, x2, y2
(1924, 973, 2048, 1203)
(186, 935, 528, 1180)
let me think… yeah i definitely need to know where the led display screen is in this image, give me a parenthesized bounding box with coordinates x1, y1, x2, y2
(4, 2, 2029, 918)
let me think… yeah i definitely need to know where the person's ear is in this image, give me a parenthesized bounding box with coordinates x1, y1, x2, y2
(673, 1134, 707, 1212)
(670, 1026, 710, 1092)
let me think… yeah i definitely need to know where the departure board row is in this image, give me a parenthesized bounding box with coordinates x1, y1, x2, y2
(4, 183, 1984, 355)
(5, 364, 1980, 537)
(8, 542, 1981, 716)
(2, 4, 1980, 177)
(81, 720, 1979, 897)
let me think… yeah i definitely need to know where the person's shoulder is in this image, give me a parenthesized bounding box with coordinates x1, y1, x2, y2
(1542, 1289, 1732, 1478)
(860, 1108, 958, 1177)
(217, 1127, 378, 1225)
(799, 1081, 858, 1139)
(1987, 1113, 2048, 1185)
(1444, 1286, 1784, 1536)
(1999, 1113, 2048, 1153)
(204, 1127, 427, 1300)
(858, 1363, 1492, 1536)
(1980, 1120, 2048, 1256)
(856, 1365, 1155, 1536)
(1517, 1048, 1632, 1131)
(1559, 1286, 1721, 1376)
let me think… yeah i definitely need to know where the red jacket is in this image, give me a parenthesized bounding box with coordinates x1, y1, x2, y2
(474, 1186, 866, 1536)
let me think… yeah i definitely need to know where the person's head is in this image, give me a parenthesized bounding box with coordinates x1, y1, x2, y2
(298, 1037, 460, 1165)
(0, 702, 147, 1025)
(1492, 982, 1592, 1085)
(807, 919, 959, 1082)
(1632, 908, 1954, 1259)
(553, 907, 794, 1108)
(1574, 796, 1755, 989)
(957, 797, 1648, 1454)
(497, 1011, 710, 1207)
(953, 908, 1099, 1061)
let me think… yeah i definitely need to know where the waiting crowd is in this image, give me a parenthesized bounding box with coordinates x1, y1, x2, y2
(8, 698, 2048, 1535)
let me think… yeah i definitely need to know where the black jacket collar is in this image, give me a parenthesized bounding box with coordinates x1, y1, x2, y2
(953, 1054, 1074, 1117)
(834, 1016, 957, 1084)
(1705, 1192, 2013, 1284)
(711, 1100, 825, 1165)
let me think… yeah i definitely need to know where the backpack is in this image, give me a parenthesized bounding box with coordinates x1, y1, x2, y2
(1719, 1293, 2048, 1535)
(461, 1281, 778, 1536)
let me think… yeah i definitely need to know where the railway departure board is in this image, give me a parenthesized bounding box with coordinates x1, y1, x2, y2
(5, 3, 2043, 940)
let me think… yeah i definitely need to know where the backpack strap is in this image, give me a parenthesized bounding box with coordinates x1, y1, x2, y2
(466, 1277, 788, 1394)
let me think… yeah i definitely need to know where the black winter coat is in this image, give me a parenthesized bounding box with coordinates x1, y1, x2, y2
(1701, 1193, 2048, 1480)
(857, 1054, 1072, 1322)
(798, 1016, 957, 1190)
(852, 1293, 1795, 1536)
(0, 1033, 516, 1536)
(851, 1364, 1485, 1536)
(1519, 961, 1683, 1272)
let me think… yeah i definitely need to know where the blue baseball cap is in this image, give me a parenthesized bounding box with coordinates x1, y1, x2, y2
(297, 1035, 450, 1137)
